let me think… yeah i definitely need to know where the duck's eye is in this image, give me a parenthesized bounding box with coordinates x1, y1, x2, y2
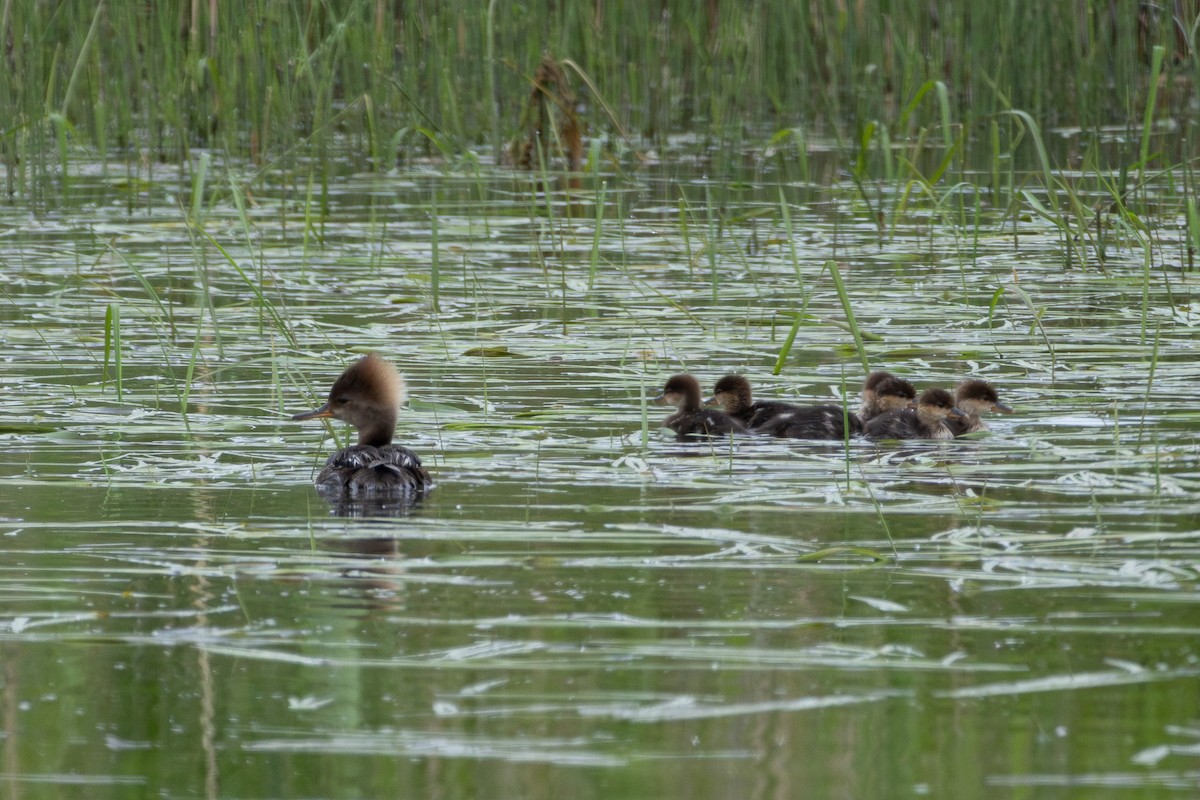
(335, 396, 349, 405)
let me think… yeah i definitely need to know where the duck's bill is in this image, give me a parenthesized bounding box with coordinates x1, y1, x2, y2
(949, 406, 967, 418)
(650, 394, 669, 406)
(993, 402, 1014, 413)
(702, 395, 718, 407)
(292, 404, 334, 421)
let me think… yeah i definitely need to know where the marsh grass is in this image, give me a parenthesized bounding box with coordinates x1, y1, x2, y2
(3, 4, 1192, 190)
(430, 191, 441, 313)
(6, 9, 1200, 791)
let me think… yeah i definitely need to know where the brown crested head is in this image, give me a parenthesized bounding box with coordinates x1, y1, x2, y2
(655, 373, 704, 411)
(293, 354, 406, 447)
(956, 379, 1012, 413)
(710, 374, 753, 413)
(874, 375, 917, 411)
(862, 371, 895, 397)
(917, 387, 963, 418)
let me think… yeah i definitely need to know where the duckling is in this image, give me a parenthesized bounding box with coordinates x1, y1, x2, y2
(756, 402, 863, 439)
(864, 387, 964, 440)
(945, 379, 1013, 436)
(654, 374, 745, 438)
(858, 371, 894, 419)
(292, 354, 432, 496)
(859, 371, 917, 421)
(707, 374, 799, 428)
(710, 374, 861, 440)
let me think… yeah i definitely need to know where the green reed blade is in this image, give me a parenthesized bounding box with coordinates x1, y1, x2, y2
(1005, 283, 1056, 375)
(180, 311, 203, 423)
(190, 151, 210, 225)
(59, 2, 104, 117)
(196, 227, 297, 348)
(1188, 199, 1200, 272)
(106, 244, 184, 396)
(705, 184, 719, 303)
(103, 302, 115, 390)
(826, 260, 869, 374)
(1137, 322, 1161, 446)
(778, 186, 803, 286)
(1003, 110, 1056, 213)
(588, 181, 607, 295)
(858, 464, 896, 557)
(106, 303, 122, 401)
(1139, 45, 1166, 182)
(640, 362, 649, 451)
(431, 190, 441, 313)
(840, 365, 851, 490)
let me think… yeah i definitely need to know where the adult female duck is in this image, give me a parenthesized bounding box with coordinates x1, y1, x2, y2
(293, 354, 432, 496)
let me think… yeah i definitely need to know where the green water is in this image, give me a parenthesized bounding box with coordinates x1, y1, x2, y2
(2, 157, 1199, 799)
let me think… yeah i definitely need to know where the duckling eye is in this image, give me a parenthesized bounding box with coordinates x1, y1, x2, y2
(335, 396, 349, 406)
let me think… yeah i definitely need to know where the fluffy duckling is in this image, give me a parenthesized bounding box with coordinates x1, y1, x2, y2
(654, 374, 745, 438)
(707, 374, 800, 429)
(292, 354, 432, 496)
(756, 402, 863, 440)
(945, 379, 1013, 436)
(864, 387, 964, 440)
(859, 371, 917, 421)
(858, 371, 894, 419)
(709, 374, 861, 440)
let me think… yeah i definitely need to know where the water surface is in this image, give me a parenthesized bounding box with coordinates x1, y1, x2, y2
(2, 155, 1199, 798)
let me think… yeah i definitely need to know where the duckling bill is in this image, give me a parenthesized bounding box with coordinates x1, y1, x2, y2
(654, 373, 744, 439)
(293, 354, 432, 496)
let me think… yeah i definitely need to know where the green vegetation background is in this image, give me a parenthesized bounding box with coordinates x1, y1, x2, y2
(1, 1, 1194, 174)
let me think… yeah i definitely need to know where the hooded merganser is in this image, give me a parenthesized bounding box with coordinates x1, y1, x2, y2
(858, 371, 893, 418)
(654, 373, 745, 438)
(709, 374, 861, 440)
(859, 371, 917, 421)
(945, 379, 1013, 436)
(708, 374, 797, 428)
(864, 387, 964, 440)
(292, 354, 432, 496)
